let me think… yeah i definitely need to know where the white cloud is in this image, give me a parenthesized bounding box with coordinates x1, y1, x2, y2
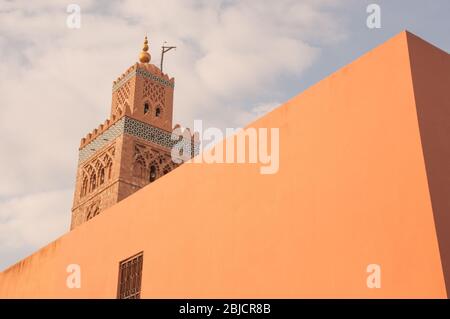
(235, 101, 281, 128)
(0, 0, 348, 266)
(0, 189, 72, 270)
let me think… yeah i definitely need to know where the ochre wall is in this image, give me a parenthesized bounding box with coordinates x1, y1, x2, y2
(0, 31, 448, 298)
(407, 32, 450, 295)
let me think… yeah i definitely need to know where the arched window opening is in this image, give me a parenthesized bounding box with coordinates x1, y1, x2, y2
(89, 173, 97, 192)
(133, 156, 147, 179)
(86, 206, 100, 221)
(98, 166, 105, 185)
(144, 102, 149, 114)
(155, 107, 161, 117)
(149, 165, 157, 183)
(107, 161, 113, 180)
(81, 176, 88, 197)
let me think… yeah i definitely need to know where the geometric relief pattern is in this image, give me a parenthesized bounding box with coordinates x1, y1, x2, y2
(132, 143, 177, 182)
(112, 70, 136, 92)
(85, 200, 101, 221)
(115, 80, 132, 115)
(143, 79, 165, 105)
(143, 79, 165, 116)
(80, 146, 115, 199)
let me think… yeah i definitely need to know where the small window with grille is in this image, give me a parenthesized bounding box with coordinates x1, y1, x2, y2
(117, 252, 144, 299)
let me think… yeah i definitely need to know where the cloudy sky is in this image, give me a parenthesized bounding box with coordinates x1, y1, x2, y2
(0, 0, 449, 270)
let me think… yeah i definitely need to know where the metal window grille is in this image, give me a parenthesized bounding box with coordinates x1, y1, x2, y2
(117, 252, 144, 299)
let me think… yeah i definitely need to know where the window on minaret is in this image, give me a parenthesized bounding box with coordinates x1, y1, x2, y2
(86, 205, 100, 221)
(81, 176, 88, 197)
(107, 161, 113, 180)
(89, 173, 97, 192)
(117, 252, 144, 299)
(133, 156, 147, 179)
(144, 102, 149, 114)
(99, 166, 105, 185)
(149, 165, 157, 182)
(155, 107, 161, 117)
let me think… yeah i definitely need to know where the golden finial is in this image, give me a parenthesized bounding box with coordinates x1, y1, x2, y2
(139, 36, 151, 63)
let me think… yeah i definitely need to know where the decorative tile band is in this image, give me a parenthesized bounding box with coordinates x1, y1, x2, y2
(112, 71, 136, 92)
(112, 68, 175, 92)
(78, 118, 125, 164)
(135, 68, 175, 89)
(124, 117, 198, 154)
(79, 117, 199, 165)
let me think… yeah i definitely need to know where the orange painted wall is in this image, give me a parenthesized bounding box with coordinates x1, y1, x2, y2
(0, 31, 448, 298)
(406, 32, 450, 294)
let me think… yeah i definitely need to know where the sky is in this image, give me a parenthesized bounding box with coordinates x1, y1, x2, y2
(0, 0, 449, 270)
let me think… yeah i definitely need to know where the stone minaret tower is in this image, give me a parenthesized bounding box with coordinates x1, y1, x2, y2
(70, 37, 194, 229)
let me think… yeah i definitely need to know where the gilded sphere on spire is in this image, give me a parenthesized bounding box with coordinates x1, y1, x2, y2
(139, 36, 151, 63)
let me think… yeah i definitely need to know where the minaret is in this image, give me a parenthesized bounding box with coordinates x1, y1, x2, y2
(70, 36, 194, 229)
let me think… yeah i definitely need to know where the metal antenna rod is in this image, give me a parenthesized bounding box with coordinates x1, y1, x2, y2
(160, 42, 176, 73)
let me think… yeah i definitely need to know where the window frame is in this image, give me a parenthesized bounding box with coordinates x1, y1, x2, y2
(117, 252, 144, 299)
